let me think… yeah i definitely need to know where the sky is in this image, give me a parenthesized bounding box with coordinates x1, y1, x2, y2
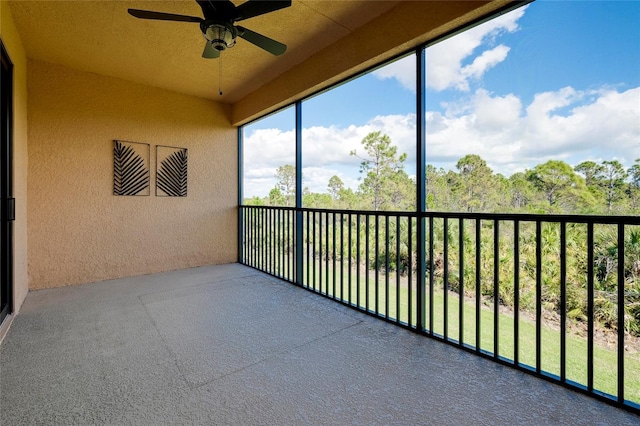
(243, 0, 640, 198)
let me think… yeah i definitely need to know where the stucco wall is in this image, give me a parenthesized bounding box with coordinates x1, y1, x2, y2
(27, 60, 237, 289)
(0, 0, 29, 312)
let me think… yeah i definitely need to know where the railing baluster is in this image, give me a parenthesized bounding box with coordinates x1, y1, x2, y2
(272, 208, 276, 274)
(257, 208, 264, 271)
(385, 215, 390, 319)
(280, 210, 289, 279)
(429, 216, 434, 335)
(397, 216, 401, 324)
(560, 221, 567, 382)
(284, 209, 287, 279)
(250, 207, 254, 266)
(320, 212, 324, 292)
(305, 212, 312, 288)
(240, 207, 244, 263)
(287, 209, 291, 280)
(618, 223, 625, 403)
(375, 214, 380, 315)
(536, 221, 542, 373)
(444, 218, 449, 340)
(313, 211, 317, 291)
(325, 211, 329, 295)
(366, 214, 370, 312)
(241, 207, 245, 263)
(348, 213, 353, 305)
(408, 217, 413, 328)
(514, 220, 520, 365)
(459, 218, 464, 346)
(241, 207, 245, 264)
(319, 212, 323, 294)
(268, 208, 272, 273)
(339, 213, 343, 301)
(587, 222, 594, 392)
(494, 219, 499, 358)
(258, 208, 262, 270)
(285, 209, 289, 280)
(357, 214, 361, 309)
(333, 212, 337, 299)
(277, 209, 281, 276)
(267, 208, 271, 273)
(293, 209, 296, 281)
(476, 218, 481, 353)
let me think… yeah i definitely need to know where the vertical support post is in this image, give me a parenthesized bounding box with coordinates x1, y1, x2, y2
(237, 127, 244, 263)
(416, 47, 427, 331)
(295, 101, 304, 286)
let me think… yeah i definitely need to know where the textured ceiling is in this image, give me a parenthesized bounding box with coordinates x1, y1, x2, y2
(8, 0, 401, 104)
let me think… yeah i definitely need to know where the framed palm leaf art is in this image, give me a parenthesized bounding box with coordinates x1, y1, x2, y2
(156, 145, 188, 197)
(113, 140, 150, 196)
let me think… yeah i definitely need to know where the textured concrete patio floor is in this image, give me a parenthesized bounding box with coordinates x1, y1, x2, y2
(1, 264, 639, 425)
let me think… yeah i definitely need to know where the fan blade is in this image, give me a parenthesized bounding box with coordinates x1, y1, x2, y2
(234, 1, 291, 22)
(128, 9, 202, 23)
(237, 26, 286, 56)
(196, 1, 236, 20)
(202, 41, 220, 59)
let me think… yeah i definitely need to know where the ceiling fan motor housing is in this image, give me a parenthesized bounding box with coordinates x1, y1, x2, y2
(202, 22, 237, 51)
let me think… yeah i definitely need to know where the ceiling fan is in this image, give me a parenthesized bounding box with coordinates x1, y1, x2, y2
(128, 0, 291, 59)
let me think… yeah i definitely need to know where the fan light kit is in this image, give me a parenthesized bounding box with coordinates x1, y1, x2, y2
(128, 0, 291, 59)
(204, 24, 237, 51)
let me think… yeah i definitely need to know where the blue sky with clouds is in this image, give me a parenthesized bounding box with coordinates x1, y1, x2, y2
(243, 1, 640, 197)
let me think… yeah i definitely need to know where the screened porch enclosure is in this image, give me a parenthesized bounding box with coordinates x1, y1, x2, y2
(238, 2, 640, 415)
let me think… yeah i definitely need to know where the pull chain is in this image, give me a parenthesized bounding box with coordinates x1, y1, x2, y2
(218, 55, 223, 96)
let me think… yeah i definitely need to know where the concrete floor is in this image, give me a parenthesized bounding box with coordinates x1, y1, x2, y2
(1, 264, 639, 425)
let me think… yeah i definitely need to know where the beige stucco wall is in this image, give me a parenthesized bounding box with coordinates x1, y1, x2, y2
(27, 60, 237, 289)
(0, 0, 29, 312)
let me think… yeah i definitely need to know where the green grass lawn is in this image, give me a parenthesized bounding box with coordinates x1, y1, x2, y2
(288, 261, 640, 404)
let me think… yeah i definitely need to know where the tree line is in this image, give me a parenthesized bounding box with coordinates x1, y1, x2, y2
(246, 131, 640, 216)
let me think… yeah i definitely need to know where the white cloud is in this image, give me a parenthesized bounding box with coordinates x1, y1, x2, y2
(373, 6, 527, 92)
(243, 85, 640, 197)
(427, 86, 640, 173)
(459, 45, 510, 90)
(242, 128, 295, 169)
(372, 55, 416, 92)
(520, 87, 640, 158)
